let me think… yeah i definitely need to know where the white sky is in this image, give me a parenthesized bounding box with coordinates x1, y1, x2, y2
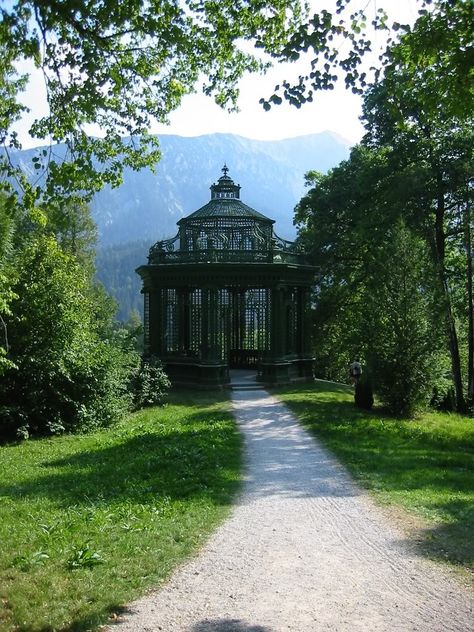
(12, 1, 420, 149)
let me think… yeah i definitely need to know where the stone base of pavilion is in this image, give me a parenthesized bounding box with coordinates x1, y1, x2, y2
(163, 360, 230, 389)
(258, 357, 315, 386)
(164, 356, 315, 390)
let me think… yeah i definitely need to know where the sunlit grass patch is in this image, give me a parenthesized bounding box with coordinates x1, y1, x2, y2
(274, 380, 474, 581)
(0, 391, 240, 632)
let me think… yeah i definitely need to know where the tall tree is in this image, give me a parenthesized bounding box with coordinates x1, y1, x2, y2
(363, 220, 438, 416)
(0, 194, 18, 375)
(295, 1, 473, 411)
(362, 1, 474, 410)
(295, 146, 444, 414)
(1, 0, 433, 210)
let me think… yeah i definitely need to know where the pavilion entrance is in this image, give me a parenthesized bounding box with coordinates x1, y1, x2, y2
(137, 166, 316, 388)
(227, 288, 269, 369)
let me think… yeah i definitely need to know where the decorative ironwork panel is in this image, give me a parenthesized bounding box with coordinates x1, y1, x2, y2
(143, 291, 150, 353)
(163, 289, 178, 353)
(242, 289, 269, 351)
(188, 289, 202, 357)
(217, 289, 231, 361)
(286, 288, 298, 355)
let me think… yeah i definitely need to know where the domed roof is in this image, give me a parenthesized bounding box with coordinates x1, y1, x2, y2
(178, 165, 274, 224)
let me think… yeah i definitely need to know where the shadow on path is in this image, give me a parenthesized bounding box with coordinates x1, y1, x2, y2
(192, 619, 273, 632)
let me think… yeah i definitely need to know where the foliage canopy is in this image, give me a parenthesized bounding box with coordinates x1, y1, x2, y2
(295, 1, 474, 413)
(1, 0, 447, 208)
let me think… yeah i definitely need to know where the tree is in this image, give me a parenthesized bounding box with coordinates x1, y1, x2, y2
(295, 1, 473, 411)
(0, 234, 133, 437)
(1, 0, 306, 207)
(46, 197, 98, 269)
(295, 148, 444, 415)
(0, 194, 18, 375)
(362, 1, 474, 410)
(363, 221, 438, 416)
(1, 0, 441, 211)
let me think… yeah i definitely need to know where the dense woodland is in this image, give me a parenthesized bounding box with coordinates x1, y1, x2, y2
(0, 0, 473, 438)
(295, 2, 473, 415)
(95, 240, 151, 321)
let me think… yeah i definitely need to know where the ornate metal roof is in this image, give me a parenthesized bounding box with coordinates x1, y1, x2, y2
(147, 165, 307, 265)
(179, 165, 273, 224)
(181, 198, 273, 223)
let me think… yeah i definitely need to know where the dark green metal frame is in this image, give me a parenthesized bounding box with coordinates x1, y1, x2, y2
(136, 167, 316, 388)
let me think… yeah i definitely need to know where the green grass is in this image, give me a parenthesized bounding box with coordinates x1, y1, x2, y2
(274, 380, 474, 581)
(0, 392, 242, 632)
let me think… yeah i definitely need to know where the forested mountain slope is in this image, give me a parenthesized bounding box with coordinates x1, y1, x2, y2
(91, 132, 350, 245)
(10, 132, 350, 320)
(91, 132, 349, 320)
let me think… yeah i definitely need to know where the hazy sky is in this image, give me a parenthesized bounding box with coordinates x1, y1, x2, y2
(13, 1, 419, 148)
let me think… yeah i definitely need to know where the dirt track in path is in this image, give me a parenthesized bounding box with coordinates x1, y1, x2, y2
(110, 390, 473, 632)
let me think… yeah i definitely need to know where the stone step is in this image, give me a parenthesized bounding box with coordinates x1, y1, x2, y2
(230, 383, 263, 391)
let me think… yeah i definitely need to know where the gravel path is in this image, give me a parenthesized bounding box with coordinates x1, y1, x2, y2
(110, 390, 473, 632)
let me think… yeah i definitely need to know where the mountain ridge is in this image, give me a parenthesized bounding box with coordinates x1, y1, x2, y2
(7, 132, 351, 320)
(90, 131, 350, 245)
(5, 131, 350, 245)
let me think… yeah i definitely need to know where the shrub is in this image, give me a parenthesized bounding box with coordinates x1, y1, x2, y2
(0, 236, 138, 439)
(132, 356, 171, 409)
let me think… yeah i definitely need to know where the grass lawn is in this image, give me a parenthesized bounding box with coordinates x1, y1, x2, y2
(274, 380, 474, 583)
(0, 392, 241, 632)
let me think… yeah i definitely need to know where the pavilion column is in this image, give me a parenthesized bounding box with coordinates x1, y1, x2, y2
(177, 289, 188, 353)
(301, 287, 313, 356)
(295, 285, 314, 380)
(270, 285, 285, 360)
(285, 288, 296, 356)
(208, 288, 219, 362)
(148, 286, 163, 357)
(143, 289, 150, 356)
(200, 287, 219, 362)
(200, 288, 210, 361)
(239, 289, 246, 352)
(231, 289, 240, 352)
(295, 287, 310, 356)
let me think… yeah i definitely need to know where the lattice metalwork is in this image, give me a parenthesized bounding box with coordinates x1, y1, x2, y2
(143, 291, 150, 353)
(147, 168, 307, 266)
(137, 166, 316, 386)
(188, 289, 202, 356)
(242, 289, 270, 350)
(217, 289, 231, 361)
(226, 288, 271, 367)
(163, 289, 178, 353)
(181, 217, 273, 252)
(286, 289, 297, 355)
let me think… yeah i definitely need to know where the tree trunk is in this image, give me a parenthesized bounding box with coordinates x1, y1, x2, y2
(466, 203, 474, 403)
(441, 269, 465, 411)
(432, 174, 465, 411)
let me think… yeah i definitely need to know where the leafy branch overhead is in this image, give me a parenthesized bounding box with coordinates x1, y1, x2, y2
(1, 1, 472, 209)
(1, 0, 306, 204)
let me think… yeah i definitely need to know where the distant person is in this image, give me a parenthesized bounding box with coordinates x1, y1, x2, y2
(349, 358, 362, 385)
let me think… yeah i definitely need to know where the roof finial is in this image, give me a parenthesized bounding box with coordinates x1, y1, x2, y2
(222, 163, 229, 177)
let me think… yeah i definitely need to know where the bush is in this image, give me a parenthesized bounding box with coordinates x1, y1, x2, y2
(132, 356, 171, 409)
(0, 236, 138, 439)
